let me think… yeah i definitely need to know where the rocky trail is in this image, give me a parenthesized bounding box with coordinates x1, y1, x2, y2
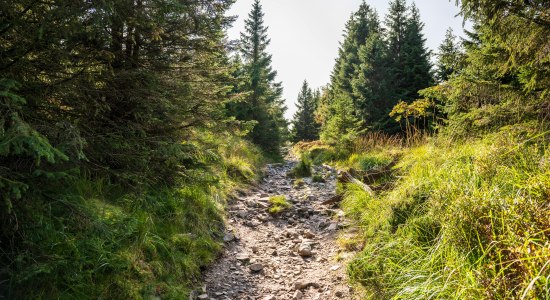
(199, 161, 360, 300)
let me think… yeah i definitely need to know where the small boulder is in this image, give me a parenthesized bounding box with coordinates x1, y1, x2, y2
(298, 244, 313, 257)
(303, 230, 315, 239)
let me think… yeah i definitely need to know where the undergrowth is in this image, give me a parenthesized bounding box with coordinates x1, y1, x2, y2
(301, 125, 550, 299)
(288, 154, 313, 178)
(1, 133, 264, 299)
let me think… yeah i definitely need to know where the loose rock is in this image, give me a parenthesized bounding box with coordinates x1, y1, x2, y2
(249, 263, 264, 273)
(297, 244, 313, 257)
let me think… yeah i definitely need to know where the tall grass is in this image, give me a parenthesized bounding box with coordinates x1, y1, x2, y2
(1, 133, 264, 299)
(341, 125, 550, 299)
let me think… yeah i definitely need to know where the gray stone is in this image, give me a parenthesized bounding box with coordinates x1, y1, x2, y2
(236, 253, 250, 263)
(223, 233, 235, 242)
(249, 263, 264, 273)
(298, 244, 313, 257)
(327, 223, 338, 231)
(292, 290, 303, 300)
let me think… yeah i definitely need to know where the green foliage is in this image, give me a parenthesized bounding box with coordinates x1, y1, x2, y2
(431, 2, 549, 138)
(289, 154, 313, 178)
(268, 195, 292, 214)
(318, 0, 434, 137)
(340, 152, 392, 171)
(292, 81, 320, 142)
(320, 93, 363, 145)
(227, 0, 288, 155)
(312, 174, 325, 183)
(1, 132, 264, 299)
(436, 28, 466, 82)
(0, 0, 268, 296)
(292, 141, 347, 165)
(342, 128, 550, 299)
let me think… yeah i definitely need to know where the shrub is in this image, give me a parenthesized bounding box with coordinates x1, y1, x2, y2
(312, 174, 325, 183)
(289, 154, 312, 178)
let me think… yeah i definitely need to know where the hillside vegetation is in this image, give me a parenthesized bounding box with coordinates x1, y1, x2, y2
(292, 0, 549, 299)
(0, 0, 278, 298)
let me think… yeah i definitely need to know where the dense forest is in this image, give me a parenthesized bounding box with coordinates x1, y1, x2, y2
(1, 0, 548, 299)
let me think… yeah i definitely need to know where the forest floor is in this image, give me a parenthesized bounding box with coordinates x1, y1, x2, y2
(200, 161, 361, 300)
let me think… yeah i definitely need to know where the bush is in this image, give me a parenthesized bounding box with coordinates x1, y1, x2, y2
(289, 154, 312, 178)
(312, 174, 325, 183)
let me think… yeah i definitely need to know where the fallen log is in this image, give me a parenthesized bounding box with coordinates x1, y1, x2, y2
(337, 170, 374, 196)
(349, 158, 399, 184)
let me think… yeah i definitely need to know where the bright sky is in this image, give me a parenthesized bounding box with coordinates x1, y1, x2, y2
(226, 0, 468, 119)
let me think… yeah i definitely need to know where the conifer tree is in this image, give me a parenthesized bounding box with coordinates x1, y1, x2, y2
(292, 81, 319, 142)
(402, 3, 433, 99)
(385, 0, 410, 103)
(331, 2, 379, 104)
(320, 93, 362, 145)
(382, 0, 433, 131)
(236, 0, 287, 155)
(436, 28, 465, 82)
(351, 9, 388, 127)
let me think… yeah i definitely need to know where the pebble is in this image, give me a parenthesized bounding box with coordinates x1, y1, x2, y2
(223, 233, 235, 242)
(236, 253, 250, 263)
(249, 263, 264, 273)
(292, 290, 303, 300)
(298, 244, 313, 257)
(202, 162, 354, 299)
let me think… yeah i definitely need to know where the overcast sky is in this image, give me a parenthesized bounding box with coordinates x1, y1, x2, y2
(226, 0, 468, 119)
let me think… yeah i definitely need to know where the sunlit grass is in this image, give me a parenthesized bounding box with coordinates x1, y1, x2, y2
(337, 126, 550, 299)
(268, 195, 292, 214)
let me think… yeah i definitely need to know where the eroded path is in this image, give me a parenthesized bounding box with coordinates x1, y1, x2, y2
(201, 161, 359, 300)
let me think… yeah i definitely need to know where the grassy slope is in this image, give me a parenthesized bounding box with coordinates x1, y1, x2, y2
(4, 133, 264, 299)
(299, 126, 549, 299)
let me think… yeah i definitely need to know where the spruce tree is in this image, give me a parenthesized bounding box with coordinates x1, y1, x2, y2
(436, 28, 464, 82)
(237, 0, 287, 155)
(381, 0, 433, 131)
(402, 3, 433, 99)
(351, 8, 388, 128)
(292, 81, 319, 142)
(320, 93, 362, 145)
(331, 1, 379, 104)
(385, 0, 410, 103)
